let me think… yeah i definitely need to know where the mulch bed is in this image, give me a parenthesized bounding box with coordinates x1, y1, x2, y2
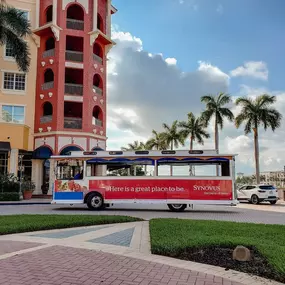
(174, 246, 284, 283)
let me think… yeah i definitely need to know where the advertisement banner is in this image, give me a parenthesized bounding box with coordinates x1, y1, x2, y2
(89, 179, 233, 200)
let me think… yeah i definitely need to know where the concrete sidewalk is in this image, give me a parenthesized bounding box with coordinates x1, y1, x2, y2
(0, 221, 282, 285)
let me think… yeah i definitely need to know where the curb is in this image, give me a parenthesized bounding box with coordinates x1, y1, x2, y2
(0, 202, 51, 206)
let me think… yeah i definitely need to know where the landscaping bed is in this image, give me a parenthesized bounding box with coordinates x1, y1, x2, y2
(0, 215, 142, 235)
(150, 219, 285, 283)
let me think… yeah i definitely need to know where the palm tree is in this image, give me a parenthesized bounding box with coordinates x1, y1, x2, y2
(146, 130, 167, 150)
(0, 4, 31, 72)
(235, 94, 282, 184)
(201, 92, 234, 175)
(161, 120, 185, 176)
(121, 141, 142, 151)
(179, 112, 210, 150)
(121, 140, 148, 175)
(179, 112, 210, 176)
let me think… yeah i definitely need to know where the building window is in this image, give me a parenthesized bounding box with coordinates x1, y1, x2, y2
(5, 43, 15, 58)
(2, 105, 25, 124)
(3, 72, 26, 91)
(0, 152, 8, 175)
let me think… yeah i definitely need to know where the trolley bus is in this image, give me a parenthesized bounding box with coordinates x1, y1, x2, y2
(50, 149, 238, 211)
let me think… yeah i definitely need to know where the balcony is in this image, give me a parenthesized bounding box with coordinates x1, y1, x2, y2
(93, 85, 102, 95)
(65, 83, 83, 96)
(93, 53, 103, 64)
(66, 19, 84, 31)
(94, 118, 103, 127)
(42, 81, 54, 90)
(40, 115, 52, 124)
(64, 117, 82, 129)
(65, 50, 83, 62)
(43, 49, 55, 58)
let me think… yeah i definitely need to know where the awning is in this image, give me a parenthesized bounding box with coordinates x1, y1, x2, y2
(0, 142, 11, 152)
(60, 146, 82, 155)
(32, 146, 53, 159)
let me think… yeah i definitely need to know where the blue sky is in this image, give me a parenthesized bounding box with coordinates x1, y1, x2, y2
(112, 0, 285, 93)
(108, 0, 285, 175)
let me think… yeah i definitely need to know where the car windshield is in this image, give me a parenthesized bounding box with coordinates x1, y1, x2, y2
(259, 185, 275, 190)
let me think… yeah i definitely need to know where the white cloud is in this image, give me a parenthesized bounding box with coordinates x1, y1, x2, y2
(216, 4, 224, 14)
(165, 58, 177, 65)
(108, 30, 229, 139)
(230, 61, 269, 81)
(107, 28, 285, 175)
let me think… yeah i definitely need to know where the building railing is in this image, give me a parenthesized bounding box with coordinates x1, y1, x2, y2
(66, 19, 84, 31)
(65, 50, 83, 62)
(42, 81, 54, 90)
(64, 83, 83, 95)
(40, 115, 52, 123)
(93, 118, 103, 127)
(93, 54, 103, 64)
(64, 117, 82, 129)
(92, 85, 103, 95)
(43, 49, 55, 58)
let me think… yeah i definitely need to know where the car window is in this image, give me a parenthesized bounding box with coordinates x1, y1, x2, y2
(246, 186, 256, 190)
(259, 185, 275, 190)
(239, 186, 246, 190)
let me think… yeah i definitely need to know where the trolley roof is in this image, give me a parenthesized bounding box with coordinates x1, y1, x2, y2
(51, 149, 237, 160)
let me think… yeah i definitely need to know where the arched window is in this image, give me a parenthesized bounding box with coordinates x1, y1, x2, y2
(45, 37, 55, 51)
(93, 74, 103, 88)
(46, 5, 53, 23)
(92, 106, 103, 126)
(97, 13, 103, 32)
(44, 69, 54, 83)
(43, 102, 53, 116)
(66, 4, 84, 30)
(93, 43, 103, 58)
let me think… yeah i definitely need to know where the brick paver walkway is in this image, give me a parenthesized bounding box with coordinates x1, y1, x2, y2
(0, 240, 42, 255)
(0, 245, 242, 285)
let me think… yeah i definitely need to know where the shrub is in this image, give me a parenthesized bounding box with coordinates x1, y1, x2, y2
(0, 192, 20, 201)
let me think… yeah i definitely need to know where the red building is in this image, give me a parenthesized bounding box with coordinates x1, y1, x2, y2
(31, 0, 116, 193)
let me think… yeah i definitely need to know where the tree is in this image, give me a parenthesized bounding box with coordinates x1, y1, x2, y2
(146, 130, 167, 150)
(121, 141, 143, 151)
(201, 92, 234, 175)
(161, 120, 185, 176)
(179, 112, 210, 176)
(0, 3, 31, 72)
(121, 140, 148, 175)
(235, 94, 282, 184)
(179, 112, 210, 150)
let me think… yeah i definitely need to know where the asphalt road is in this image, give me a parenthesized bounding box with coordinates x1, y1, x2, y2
(1, 202, 285, 225)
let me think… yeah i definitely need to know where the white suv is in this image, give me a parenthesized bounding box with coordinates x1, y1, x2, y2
(237, 184, 279, 205)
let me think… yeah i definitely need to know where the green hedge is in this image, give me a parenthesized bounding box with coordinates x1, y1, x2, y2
(0, 192, 21, 201)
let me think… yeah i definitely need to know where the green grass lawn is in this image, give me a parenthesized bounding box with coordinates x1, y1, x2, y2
(0, 215, 142, 235)
(150, 219, 285, 282)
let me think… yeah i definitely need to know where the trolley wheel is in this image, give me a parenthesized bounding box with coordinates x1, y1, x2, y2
(167, 204, 187, 212)
(87, 192, 105, 210)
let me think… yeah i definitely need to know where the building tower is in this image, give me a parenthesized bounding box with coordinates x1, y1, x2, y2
(31, 0, 116, 193)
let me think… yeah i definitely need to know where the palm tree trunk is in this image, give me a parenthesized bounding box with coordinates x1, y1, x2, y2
(215, 117, 220, 176)
(253, 127, 260, 184)
(170, 140, 173, 176)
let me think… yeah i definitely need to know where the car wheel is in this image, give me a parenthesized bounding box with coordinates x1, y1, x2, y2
(270, 200, 277, 205)
(87, 192, 105, 210)
(167, 204, 187, 212)
(250, 194, 259, 205)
